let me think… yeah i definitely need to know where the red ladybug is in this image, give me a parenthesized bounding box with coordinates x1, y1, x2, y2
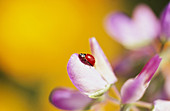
(78, 53, 95, 66)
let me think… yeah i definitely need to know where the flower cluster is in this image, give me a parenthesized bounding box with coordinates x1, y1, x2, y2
(49, 3, 170, 111)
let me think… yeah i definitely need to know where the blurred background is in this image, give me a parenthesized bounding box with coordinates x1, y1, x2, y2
(0, 0, 168, 111)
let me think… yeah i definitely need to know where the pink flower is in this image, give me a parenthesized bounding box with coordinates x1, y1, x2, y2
(120, 55, 162, 104)
(105, 4, 160, 49)
(67, 37, 117, 98)
(153, 100, 170, 111)
(160, 2, 170, 39)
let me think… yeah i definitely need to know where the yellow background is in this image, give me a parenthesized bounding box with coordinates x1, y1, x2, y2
(0, 0, 123, 111)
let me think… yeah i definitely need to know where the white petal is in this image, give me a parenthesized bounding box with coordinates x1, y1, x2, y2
(89, 37, 117, 84)
(153, 100, 170, 111)
(67, 53, 108, 94)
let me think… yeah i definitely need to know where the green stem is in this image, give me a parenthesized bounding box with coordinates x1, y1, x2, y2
(83, 95, 105, 110)
(111, 85, 121, 100)
(120, 104, 132, 111)
(133, 101, 153, 109)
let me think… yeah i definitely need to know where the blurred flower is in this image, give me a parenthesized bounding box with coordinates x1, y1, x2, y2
(164, 74, 170, 99)
(161, 63, 170, 99)
(67, 37, 117, 98)
(153, 99, 170, 111)
(160, 48, 170, 98)
(120, 55, 162, 104)
(105, 4, 160, 49)
(113, 46, 153, 77)
(49, 88, 92, 110)
(160, 2, 170, 39)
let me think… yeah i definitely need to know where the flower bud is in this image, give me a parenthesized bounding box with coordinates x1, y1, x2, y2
(49, 88, 92, 110)
(67, 37, 117, 98)
(121, 55, 161, 104)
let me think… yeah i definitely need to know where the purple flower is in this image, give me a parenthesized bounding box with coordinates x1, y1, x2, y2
(105, 4, 160, 49)
(120, 55, 162, 104)
(49, 88, 92, 110)
(67, 37, 117, 98)
(160, 2, 170, 39)
(153, 100, 170, 111)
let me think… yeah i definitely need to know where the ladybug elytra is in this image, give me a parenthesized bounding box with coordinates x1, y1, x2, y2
(78, 53, 95, 66)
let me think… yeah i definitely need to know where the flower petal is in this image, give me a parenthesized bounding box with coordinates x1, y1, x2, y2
(67, 53, 108, 95)
(138, 54, 162, 84)
(161, 2, 170, 38)
(49, 87, 92, 110)
(121, 55, 161, 104)
(153, 100, 170, 111)
(105, 13, 137, 48)
(105, 4, 160, 49)
(133, 4, 160, 41)
(120, 77, 146, 104)
(89, 37, 117, 84)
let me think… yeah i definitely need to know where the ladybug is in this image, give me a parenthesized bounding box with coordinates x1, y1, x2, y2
(78, 53, 95, 66)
